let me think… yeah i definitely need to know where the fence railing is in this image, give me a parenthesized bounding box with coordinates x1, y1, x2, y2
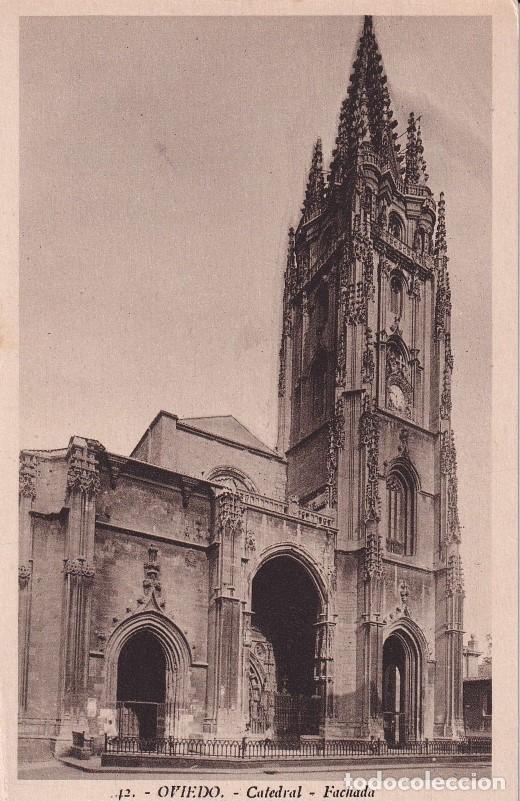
(104, 735, 492, 760)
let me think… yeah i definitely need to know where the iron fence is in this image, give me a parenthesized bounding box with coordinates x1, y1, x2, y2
(104, 735, 491, 760)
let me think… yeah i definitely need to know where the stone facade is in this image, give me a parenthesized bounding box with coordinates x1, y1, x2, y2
(19, 15, 465, 761)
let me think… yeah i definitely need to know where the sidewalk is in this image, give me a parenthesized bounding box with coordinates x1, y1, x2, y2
(59, 753, 491, 775)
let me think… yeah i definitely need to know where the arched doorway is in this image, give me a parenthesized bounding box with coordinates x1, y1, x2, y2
(382, 629, 422, 744)
(116, 629, 167, 739)
(250, 555, 321, 737)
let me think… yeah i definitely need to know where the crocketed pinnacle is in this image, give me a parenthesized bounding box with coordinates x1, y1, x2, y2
(329, 15, 401, 184)
(405, 112, 419, 184)
(416, 121, 429, 184)
(405, 112, 429, 186)
(284, 226, 296, 291)
(301, 139, 325, 223)
(434, 192, 447, 255)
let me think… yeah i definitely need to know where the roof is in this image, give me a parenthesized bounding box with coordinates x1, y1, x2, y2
(179, 415, 279, 457)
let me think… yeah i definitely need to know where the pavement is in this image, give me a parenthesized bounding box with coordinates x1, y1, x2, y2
(17, 756, 492, 782)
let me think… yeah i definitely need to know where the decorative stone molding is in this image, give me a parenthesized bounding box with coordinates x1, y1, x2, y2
(336, 325, 346, 388)
(364, 527, 383, 582)
(327, 397, 345, 508)
(361, 327, 375, 384)
(19, 453, 38, 499)
(360, 395, 381, 523)
(63, 557, 95, 580)
(446, 554, 464, 597)
(440, 367, 452, 419)
(440, 430, 456, 476)
(18, 564, 32, 587)
(445, 333, 454, 371)
(447, 475, 461, 543)
(217, 489, 245, 538)
(67, 443, 100, 496)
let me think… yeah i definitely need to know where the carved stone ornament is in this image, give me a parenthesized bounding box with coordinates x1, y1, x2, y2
(360, 395, 381, 523)
(19, 453, 38, 500)
(217, 489, 245, 539)
(440, 430, 456, 476)
(439, 367, 452, 419)
(446, 554, 464, 597)
(64, 557, 96, 580)
(278, 337, 287, 398)
(434, 269, 452, 342)
(398, 428, 410, 458)
(399, 580, 410, 611)
(18, 564, 32, 587)
(364, 526, 383, 583)
(361, 327, 375, 384)
(67, 444, 100, 496)
(328, 566, 337, 592)
(327, 397, 346, 507)
(143, 546, 161, 595)
(336, 326, 346, 388)
(245, 532, 256, 553)
(445, 333, 454, 371)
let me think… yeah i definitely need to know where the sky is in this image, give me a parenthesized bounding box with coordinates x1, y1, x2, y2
(20, 15, 491, 647)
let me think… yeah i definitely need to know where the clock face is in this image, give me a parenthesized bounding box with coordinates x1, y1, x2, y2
(388, 384, 406, 412)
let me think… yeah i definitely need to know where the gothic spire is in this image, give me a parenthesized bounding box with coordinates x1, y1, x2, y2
(301, 138, 325, 223)
(329, 15, 400, 184)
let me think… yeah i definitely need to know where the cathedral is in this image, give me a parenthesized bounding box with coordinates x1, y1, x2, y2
(18, 15, 465, 761)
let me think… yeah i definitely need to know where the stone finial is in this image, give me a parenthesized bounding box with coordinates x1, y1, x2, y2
(301, 139, 325, 223)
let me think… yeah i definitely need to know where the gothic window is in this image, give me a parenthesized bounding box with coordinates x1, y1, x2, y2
(386, 468, 416, 555)
(311, 352, 327, 420)
(207, 467, 257, 493)
(389, 212, 404, 241)
(390, 276, 403, 316)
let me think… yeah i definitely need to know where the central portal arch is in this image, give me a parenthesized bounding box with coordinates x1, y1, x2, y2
(249, 554, 323, 737)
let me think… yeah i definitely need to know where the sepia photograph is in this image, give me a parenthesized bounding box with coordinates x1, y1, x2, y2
(6, 3, 517, 799)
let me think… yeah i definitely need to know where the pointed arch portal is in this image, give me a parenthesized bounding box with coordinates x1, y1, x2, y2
(382, 628, 423, 744)
(116, 629, 166, 739)
(249, 555, 322, 737)
(103, 606, 193, 739)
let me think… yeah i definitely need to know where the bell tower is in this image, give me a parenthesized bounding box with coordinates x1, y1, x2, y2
(277, 14, 464, 738)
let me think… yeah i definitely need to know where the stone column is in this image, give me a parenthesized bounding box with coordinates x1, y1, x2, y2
(443, 552, 465, 737)
(359, 398, 384, 737)
(314, 614, 337, 736)
(18, 453, 38, 711)
(204, 490, 246, 737)
(55, 437, 100, 754)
